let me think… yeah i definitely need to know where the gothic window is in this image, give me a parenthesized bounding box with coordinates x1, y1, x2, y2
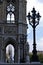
(7, 4, 15, 23)
(7, 14, 10, 21)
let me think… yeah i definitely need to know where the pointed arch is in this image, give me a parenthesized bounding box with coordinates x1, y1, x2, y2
(11, 13, 15, 21)
(7, 13, 15, 23)
(11, 13, 15, 23)
(4, 37, 16, 47)
(3, 37, 18, 63)
(7, 13, 10, 23)
(6, 44, 14, 63)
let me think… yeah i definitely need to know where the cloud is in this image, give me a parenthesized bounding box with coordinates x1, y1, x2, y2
(27, 0, 43, 23)
(27, 38, 33, 52)
(37, 38, 43, 51)
(37, 0, 43, 3)
(27, 37, 43, 52)
(27, 0, 43, 52)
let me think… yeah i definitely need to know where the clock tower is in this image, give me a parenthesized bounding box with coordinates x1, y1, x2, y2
(0, 0, 29, 63)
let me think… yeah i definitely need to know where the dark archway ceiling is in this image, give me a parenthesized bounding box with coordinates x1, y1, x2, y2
(0, 0, 3, 3)
(6, 0, 16, 3)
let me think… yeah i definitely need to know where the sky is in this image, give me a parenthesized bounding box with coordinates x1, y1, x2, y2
(27, 0, 43, 52)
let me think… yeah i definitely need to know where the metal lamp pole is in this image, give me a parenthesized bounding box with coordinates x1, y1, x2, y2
(27, 8, 41, 62)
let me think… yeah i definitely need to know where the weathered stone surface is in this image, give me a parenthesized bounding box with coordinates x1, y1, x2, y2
(0, 0, 30, 63)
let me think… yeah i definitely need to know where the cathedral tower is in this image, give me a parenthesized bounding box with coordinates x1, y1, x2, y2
(0, 0, 29, 63)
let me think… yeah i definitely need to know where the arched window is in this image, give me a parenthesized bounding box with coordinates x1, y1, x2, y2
(11, 13, 15, 23)
(7, 13, 10, 23)
(7, 4, 15, 23)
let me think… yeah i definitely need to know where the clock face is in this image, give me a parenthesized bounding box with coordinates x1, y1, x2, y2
(7, 4, 15, 12)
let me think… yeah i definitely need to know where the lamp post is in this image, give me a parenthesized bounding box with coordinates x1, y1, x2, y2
(27, 8, 41, 62)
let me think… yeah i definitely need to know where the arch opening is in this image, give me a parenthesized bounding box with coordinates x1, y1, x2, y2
(6, 44, 15, 63)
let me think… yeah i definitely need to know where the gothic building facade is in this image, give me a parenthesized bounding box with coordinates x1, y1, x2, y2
(0, 0, 29, 63)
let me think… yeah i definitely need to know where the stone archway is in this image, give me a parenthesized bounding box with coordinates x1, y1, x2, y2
(3, 37, 18, 63)
(6, 44, 14, 63)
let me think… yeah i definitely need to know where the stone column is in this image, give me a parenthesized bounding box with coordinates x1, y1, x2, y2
(14, 45, 18, 63)
(18, 44, 20, 63)
(0, 44, 1, 62)
(25, 43, 30, 63)
(1, 49, 4, 62)
(0, 37, 4, 62)
(19, 0, 23, 23)
(20, 43, 23, 62)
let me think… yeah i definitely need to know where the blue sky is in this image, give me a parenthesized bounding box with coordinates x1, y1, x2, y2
(27, 0, 43, 52)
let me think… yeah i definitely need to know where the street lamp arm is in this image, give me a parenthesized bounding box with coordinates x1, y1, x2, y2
(35, 21, 39, 27)
(29, 22, 33, 27)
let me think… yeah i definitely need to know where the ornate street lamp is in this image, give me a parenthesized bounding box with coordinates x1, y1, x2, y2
(27, 8, 41, 62)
